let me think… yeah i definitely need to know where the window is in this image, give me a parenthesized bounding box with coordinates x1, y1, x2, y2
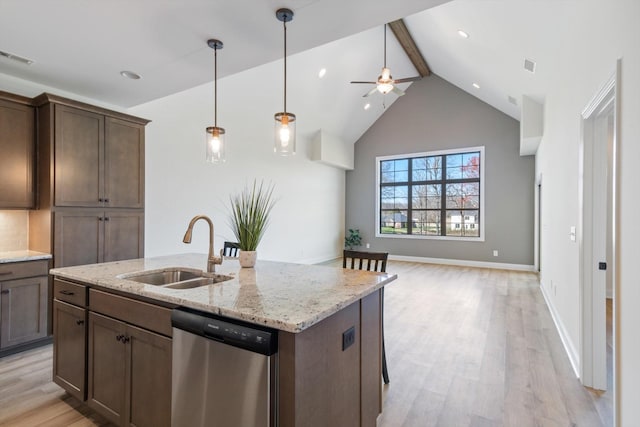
(376, 147, 484, 240)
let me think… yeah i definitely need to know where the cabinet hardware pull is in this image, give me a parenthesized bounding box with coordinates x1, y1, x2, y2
(104, 217, 110, 221)
(0, 271, 12, 276)
(1, 290, 9, 294)
(59, 290, 75, 296)
(122, 336, 130, 343)
(115, 334, 122, 342)
(98, 217, 103, 221)
(76, 319, 85, 325)
(98, 198, 103, 202)
(104, 198, 110, 203)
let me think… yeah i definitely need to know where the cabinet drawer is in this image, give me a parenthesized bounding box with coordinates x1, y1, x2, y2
(53, 279, 88, 307)
(0, 260, 49, 281)
(89, 289, 172, 337)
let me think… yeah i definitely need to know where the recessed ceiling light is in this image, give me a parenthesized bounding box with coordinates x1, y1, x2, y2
(472, 83, 480, 89)
(120, 70, 141, 80)
(457, 30, 469, 39)
(318, 68, 327, 78)
(364, 103, 371, 110)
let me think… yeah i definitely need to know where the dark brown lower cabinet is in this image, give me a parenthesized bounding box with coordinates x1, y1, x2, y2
(53, 299, 87, 401)
(88, 312, 171, 427)
(0, 276, 48, 349)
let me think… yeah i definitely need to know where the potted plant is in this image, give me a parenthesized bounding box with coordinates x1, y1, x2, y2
(228, 180, 277, 267)
(344, 228, 362, 250)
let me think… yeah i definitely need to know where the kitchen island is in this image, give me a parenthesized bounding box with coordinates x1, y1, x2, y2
(50, 253, 397, 427)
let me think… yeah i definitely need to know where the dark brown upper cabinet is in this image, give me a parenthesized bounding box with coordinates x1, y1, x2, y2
(0, 92, 35, 209)
(52, 105, 145, 208)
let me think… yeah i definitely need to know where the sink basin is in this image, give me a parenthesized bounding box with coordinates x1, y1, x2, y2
(119, 268, 233, 289)
(123, 268, 203, 285)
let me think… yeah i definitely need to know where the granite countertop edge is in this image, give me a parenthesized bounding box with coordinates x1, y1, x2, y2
(0, 250, 53, 264)
(50, 253, 397, 333)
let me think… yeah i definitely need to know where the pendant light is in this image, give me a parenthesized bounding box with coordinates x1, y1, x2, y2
(274, 8, 295, 156)
(206, 39, 226, 163)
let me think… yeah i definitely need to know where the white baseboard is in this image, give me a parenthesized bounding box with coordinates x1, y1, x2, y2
(388, 254, 536, 272)
(540, 282, 581, 378)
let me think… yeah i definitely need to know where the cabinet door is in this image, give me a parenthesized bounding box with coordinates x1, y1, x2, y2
(53, 300, 87, 401)
(0, 276, 47, 349)
(54, 210, 103, 268)
(127, 324, 172, 427)
(105, 118, 144, 208)
(88, 312, 127, 426)
(0, 99, 34, 208)
(103, 210, 144, 263)
(54, 105, 104, 207)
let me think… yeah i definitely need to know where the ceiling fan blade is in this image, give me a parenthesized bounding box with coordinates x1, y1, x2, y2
(391, 86, 406, 96)
(363, 87, 379, 98)
(350, 81, 377, 84)
(393, 76, 422, 84)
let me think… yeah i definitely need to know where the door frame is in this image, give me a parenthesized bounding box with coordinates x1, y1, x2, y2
(578, 59, 620, 423)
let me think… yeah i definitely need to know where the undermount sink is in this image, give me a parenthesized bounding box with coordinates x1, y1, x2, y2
(119, 268, 233, 289)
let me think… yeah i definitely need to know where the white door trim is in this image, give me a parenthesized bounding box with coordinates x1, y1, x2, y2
(578, 59, 620, 425)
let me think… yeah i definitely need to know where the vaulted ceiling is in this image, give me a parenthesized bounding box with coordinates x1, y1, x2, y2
(0, 0, 621, 144)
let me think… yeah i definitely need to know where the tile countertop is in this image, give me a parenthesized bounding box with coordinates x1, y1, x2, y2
(49, 253, 397, 333)
(0, 250, 52, 263)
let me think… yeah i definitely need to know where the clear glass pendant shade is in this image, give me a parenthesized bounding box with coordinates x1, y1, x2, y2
(274, 112, 296, 155)
(206, 126, 226, 163)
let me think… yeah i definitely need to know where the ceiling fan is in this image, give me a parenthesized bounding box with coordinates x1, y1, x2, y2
(351, 24, 422, 97)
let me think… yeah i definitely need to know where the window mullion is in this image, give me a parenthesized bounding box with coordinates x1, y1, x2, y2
(440, 155, 447, 236)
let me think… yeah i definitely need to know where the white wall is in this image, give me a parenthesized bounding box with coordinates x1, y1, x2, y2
(534, 1, 640, 424)
(129, 60, 346, 264)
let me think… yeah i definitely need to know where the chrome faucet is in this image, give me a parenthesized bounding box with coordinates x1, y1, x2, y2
(182, 215, 222, 273)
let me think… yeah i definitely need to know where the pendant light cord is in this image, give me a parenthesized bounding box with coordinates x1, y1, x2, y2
(214, 46, 218, 127)
(283, 17, 287, 114)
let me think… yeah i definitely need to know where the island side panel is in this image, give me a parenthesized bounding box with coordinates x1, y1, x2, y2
(278, 301, 361, 427)
(361, 289, 382, 425)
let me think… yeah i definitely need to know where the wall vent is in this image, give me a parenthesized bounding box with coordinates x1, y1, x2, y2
(0, 50, 34, 65)
(524, 58, 536, 73)
(508, 95, 518, 106)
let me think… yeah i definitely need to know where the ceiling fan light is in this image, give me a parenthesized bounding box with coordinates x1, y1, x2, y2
(377, 82, 394, 94)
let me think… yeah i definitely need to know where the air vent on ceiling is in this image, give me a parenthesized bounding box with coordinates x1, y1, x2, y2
(524, 58, 536, 73)
(0, 49, 34, 65)
(508, 95, 518, 106)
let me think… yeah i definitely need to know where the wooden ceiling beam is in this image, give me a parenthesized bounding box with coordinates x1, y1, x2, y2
(388, 19, 431, 77)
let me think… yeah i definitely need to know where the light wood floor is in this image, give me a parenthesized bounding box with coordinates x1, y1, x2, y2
(0, 261, 610, 426)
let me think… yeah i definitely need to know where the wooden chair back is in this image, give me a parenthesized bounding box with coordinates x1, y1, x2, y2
(343, 250, 388, 273)
(222, 241, 240, 257)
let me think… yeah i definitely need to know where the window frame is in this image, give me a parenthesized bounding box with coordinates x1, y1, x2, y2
(375, 146, 485, 242)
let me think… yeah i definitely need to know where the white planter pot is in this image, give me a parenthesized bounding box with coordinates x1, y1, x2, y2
(239, 250, 257, 268)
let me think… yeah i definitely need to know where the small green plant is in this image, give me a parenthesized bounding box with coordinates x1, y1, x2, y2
(228, 180, 277, 251)
(344, 228, 362, 250)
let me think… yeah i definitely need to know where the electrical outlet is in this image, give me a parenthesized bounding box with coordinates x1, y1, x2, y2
(366, 243, 370, 249)
(342, 326, 355, 351)
(493, 250, 498, 257)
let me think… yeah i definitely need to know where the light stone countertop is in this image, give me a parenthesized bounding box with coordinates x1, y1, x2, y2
(49, 253, 397, 333)
(0, 250, 52, 264)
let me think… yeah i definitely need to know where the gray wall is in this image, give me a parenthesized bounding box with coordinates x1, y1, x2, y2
(346, 75, 535, 265)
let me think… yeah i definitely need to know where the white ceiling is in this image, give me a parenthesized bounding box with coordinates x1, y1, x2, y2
(0, 0, 447, 107)
(1, 0, 618, 142)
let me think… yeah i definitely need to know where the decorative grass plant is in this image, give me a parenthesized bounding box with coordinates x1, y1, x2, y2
(229, 180, 277, 251)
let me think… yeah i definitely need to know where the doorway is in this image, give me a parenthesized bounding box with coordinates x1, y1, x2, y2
(579, 60, 620, 425)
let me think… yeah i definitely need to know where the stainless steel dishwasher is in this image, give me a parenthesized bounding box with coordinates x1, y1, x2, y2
(171, 308, 278, 427)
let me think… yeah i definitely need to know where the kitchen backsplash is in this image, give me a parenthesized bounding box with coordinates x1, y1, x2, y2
(0, 211, 29, 252)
